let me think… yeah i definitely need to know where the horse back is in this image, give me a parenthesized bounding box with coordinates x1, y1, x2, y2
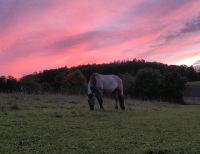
(98, 74, 123, 93)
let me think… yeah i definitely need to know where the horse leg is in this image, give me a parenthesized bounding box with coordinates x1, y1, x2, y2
(96, 91, 104, 110)
(118, 91, 125, 110)
(114, 91, 118, 109)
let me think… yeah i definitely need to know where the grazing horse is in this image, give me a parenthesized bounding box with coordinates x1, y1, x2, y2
(87, 73, 125, 110)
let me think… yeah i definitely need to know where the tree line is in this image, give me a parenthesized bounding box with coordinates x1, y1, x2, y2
(0, 59, 200, 103)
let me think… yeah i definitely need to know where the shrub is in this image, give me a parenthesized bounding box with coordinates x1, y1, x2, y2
(65, 69, 87, 94)
(162, 72, 186, 103)
(122, 73, 135, 97)
(134, 68, 186, 103)
(134, 68, 163, 100)
(20, 75, 41, 94)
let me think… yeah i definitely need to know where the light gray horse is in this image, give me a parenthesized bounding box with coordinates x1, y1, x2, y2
(87, 73, 125, 110)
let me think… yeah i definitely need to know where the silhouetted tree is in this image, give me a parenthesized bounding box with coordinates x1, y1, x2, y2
(6, 76, 19, 92)
(134, 68, 163, 100)
(0, 76, 19, 92)
(39, 67, 68, 92)
(0, 59, 197, 103)
(75, 59, 199, 82)
(20, 75, 41, 94)
(162, 72, 186, 103)
(122, 73, 135, 97)
(65, 69, 87, 94)
(0, 76, 7, 92)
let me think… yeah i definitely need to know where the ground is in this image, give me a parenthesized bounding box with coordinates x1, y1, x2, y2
(0, 93, 200, 154)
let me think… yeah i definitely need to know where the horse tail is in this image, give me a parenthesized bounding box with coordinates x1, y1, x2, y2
(118, 78, 125, 110)
(118, 78, 123, 96)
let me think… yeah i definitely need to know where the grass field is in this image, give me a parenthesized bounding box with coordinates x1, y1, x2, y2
(0, 93, 200, 154)
(187, 81, 200, 86)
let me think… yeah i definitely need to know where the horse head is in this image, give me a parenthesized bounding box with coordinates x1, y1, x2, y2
(88, 94, 95, 110)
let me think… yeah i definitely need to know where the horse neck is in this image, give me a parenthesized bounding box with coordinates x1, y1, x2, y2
(90, 73, 98, 86)
(88, 81, 93, 95)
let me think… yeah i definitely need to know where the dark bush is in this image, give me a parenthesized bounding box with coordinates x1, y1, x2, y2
(162, 72, 186, 103)
(134, 68, 163, 100)
(122, 73, 135, 97)
(133, 68, 186, 103)
(0, 76, 19, 92)
(20, 75, 41, 94)
(0, 59, 193, 102)
(65, 69, 87, 94)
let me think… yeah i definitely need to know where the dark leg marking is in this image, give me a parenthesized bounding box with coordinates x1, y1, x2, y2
(111, 88, 119, 110)
(118, 91, 125, 110)
(96, 91, 104, 110)
(114, 89, 118, 110)
(115, 96, 118, 110)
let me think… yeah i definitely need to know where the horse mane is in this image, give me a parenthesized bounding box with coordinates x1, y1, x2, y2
(90, 73, 98, 87)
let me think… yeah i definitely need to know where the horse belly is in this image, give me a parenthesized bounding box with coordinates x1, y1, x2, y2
(102, 80, 118, 93)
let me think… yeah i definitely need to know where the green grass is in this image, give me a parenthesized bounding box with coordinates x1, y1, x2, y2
(187, 81, 200, 86)
(0, 93, 200, 154)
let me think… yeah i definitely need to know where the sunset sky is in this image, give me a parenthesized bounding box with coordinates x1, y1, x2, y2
(0, 0, 200, 77)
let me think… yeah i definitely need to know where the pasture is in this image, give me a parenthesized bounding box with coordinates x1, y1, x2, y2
(0, 93, 200, 154)
(187, 81, 200, 86)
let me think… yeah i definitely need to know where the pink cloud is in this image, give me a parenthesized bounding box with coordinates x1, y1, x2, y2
(0, 0, 200, 77)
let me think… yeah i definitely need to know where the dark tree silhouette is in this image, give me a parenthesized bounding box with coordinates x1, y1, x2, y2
(0, 59, 199, 103)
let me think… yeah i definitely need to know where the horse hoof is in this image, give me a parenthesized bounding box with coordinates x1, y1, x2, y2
(121, 107, 125, 110)
(100, 107, 104, 110)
